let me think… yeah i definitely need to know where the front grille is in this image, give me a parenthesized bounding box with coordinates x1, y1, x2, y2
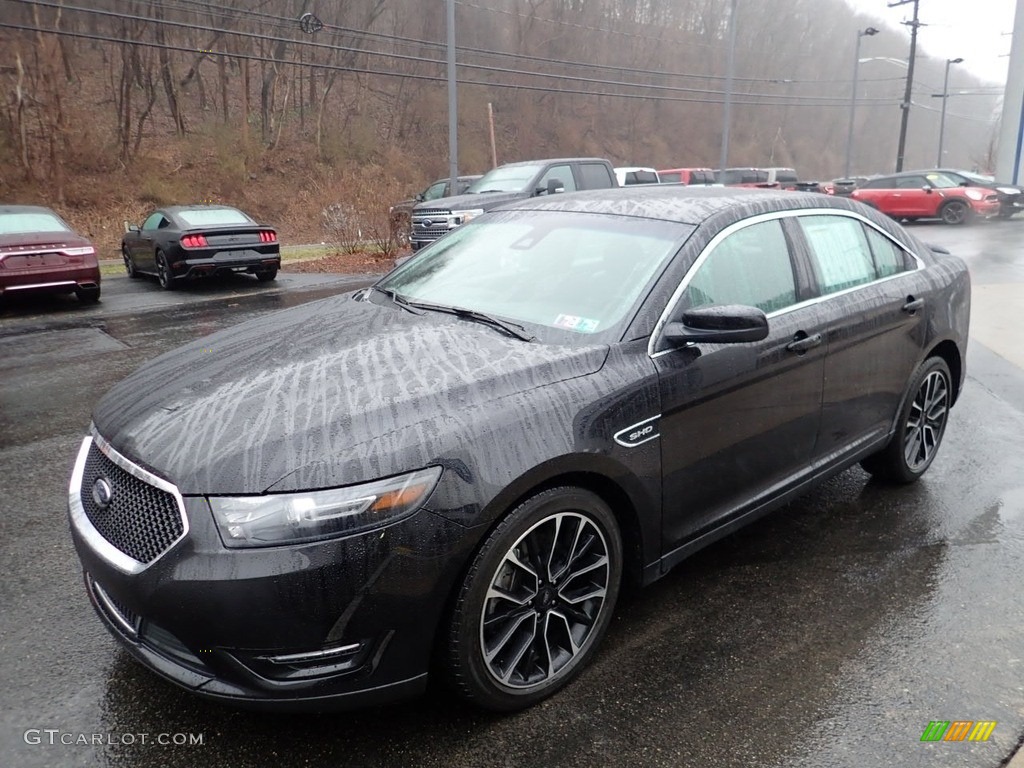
(80, 442, 184, 564)
(413, 207, 451, 217)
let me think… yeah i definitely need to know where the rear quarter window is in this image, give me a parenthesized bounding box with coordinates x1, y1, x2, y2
(578, 163, 615, 189)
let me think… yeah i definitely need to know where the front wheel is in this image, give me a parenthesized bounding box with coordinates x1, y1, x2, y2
(443, 487, 622, 711)
(861, 357, 952, 483)
(122, 246, 139, 278)
(939, 200, 971, 225)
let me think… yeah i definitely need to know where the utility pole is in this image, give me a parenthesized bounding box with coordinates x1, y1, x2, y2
(890, 0, 922, 172)
(844, 27, 879, 177)
(718, 0, 738, 176)
(446, 0, 458, 194)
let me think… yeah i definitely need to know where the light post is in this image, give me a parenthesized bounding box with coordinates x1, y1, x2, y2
(844, 26, 880, 177)
(936, 57, 964, 167)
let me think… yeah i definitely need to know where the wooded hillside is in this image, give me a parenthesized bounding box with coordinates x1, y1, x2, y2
(0, 0, 1003, 253)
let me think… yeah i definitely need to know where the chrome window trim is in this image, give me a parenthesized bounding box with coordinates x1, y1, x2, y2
(647, 208, 924, 359)
(67, 426, 189, 575)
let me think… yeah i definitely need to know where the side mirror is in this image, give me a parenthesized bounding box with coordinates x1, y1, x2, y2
(664, 304, 769, 345)
(923, 187, 933, 194)
(415, 192, 425, 202)
(536, 179, 565, 196)
(125, 222, 140, 233)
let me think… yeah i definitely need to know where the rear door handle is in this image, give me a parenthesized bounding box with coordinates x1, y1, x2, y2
(902, 297, 925, 314)
(786, 332, 822, 354)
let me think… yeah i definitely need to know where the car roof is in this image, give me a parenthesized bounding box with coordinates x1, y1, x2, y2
(0, 205, 62, 215)
(497, 158, 610, 168)
(493, 186, 857, 226)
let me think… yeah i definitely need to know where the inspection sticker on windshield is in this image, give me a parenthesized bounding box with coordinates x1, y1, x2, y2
(554, 314, 600, 333)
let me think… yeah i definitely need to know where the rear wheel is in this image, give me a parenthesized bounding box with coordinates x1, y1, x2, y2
(861, 357, 952, 483)
(255, 268, 278, 283)
(939, 199, 970, 225)
(155, 250, 176, 290)
(444, 487, 622, 711)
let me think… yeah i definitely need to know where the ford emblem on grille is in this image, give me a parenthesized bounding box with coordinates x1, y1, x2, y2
(419, 220, 434, 228)
(92, 477, 113, 509)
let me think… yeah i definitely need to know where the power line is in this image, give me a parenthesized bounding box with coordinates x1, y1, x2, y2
(0, 20, 903, 108)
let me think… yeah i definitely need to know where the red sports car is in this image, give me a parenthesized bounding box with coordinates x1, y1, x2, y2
(0, 205, 101, 303)
(851, 172, 1000, 224)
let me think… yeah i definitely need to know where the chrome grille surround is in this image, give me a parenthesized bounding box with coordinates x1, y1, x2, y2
(68, 428, 189, 575)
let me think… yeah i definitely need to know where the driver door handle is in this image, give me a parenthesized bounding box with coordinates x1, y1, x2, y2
(902, 297, 925, 314)
(786, 332, 822, 354)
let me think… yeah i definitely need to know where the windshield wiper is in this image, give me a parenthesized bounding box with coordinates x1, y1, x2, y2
(372, 285, 424, 314)
(403, 300, 536, 342)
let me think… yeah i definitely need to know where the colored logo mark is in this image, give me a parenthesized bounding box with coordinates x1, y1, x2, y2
(921, 721, 997, 742)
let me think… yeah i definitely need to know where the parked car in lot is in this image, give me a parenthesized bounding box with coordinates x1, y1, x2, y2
(927, 168, 1024, 219)
(409, 157, 617, 250)
(0, 205, 100, 304)
(614, 166, 661, 185)
(657, 168, 718, 185)
(389, 175, 482, 246)
(70, 187, 969, 713)
(121, 205, 280, 290)
(825, 176, 870, 197)
(851, 171, 1000, 224)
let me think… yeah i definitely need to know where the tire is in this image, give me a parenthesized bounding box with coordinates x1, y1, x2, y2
(860, 357, 952, 483)
(75, 285, 101, 304)
(155, 250, 176, 290)
(255, 268, 278, 283)
(939, 200, 970, 225)
(122, 246, 139, 278)
(444, 486, 623, 711)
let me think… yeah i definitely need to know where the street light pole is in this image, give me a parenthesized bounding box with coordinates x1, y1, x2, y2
(844, 27, 879, 177)
(718, 0, 738, 177)
(891, 0, 922, 172)
(936, 57, 963, 166)
(446, 0, 458, 194)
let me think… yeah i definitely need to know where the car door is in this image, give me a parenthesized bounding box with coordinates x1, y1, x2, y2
(894, 175, 933, 217)
(654, 216, 827, 550)
(135, 212, 167, 272)
(791, 213, 926, 461)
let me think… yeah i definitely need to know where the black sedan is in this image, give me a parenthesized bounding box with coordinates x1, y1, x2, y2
(69, 188, 969, 713)
(929, 168, 1024, 219)
(121, 205, 280, 289)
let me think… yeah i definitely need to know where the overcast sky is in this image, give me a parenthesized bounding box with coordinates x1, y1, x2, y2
(844, 0, 1016, 84)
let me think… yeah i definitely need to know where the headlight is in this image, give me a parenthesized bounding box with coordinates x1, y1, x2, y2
(964, 189, 983, 201)
(451, 208, 485, 225)
(209, 467, 442, 548)
(996, 186, 1018, 195)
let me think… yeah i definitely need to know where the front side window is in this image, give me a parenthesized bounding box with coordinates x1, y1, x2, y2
(798, 215, 878, 294)
(142, 213, 165, 230)
(896, 176, 929, 190)
(537, 165, 577, 193)
(683, 219, 797, 314)
(423, 181, 447, 201)
(378, 211, 692, 342)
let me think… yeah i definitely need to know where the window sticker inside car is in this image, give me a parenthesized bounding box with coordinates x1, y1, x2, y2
(554, 314, 600, 332)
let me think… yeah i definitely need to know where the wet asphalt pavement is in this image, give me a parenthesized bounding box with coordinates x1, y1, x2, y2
(2, 224, 1024, 768)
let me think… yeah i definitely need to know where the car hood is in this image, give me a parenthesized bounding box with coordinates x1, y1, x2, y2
(413, 190, 526, 212)
(92, 293, 608, 495)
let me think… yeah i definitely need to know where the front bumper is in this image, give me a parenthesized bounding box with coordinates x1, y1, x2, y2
(68, 434, 475, 710)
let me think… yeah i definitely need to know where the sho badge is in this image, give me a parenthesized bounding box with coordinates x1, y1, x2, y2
(613, 416, 661, 448)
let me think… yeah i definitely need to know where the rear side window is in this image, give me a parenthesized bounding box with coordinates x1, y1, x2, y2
(797, 215, 878, 294)
(859, 177, 892, 190)
(683, 219, 797, 314)
(578, 163, 615, 189)
(863, 226, 910, 278)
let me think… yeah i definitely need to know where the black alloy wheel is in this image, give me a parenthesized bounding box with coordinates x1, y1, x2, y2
(255, 268, 278, 283)
(861, 357, 952, 483)
(122, 246, 138, 278)
(939, 200, 970, 225)
(444, 487, 622, 711)
(155, 250, 176, 290)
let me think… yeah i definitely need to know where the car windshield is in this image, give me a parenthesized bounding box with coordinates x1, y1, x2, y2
(0, 211, 71, 234)
(177, 208, 254, 227)
(377, 210, 691, 343)
(465, 165, 544, 194)
(960, 172, 995, 185)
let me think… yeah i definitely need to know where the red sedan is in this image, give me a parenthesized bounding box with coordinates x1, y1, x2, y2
(851, 172, 1000, 224)
(0, 205, 101, 304)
